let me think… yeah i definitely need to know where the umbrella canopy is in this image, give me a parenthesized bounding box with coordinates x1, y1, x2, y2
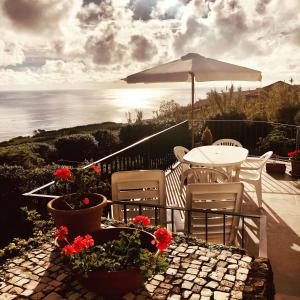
(124, 53, 262, 146)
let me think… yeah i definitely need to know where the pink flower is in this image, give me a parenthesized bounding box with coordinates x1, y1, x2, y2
(133, 215, 151, 227)
(53, 226, 68, 241)
(83, 197, 90, 205)
(153, 228, 172, 251)
(53, 167, 72, 180)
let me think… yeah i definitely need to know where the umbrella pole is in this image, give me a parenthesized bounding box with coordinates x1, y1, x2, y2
(191, 72, 195, 148)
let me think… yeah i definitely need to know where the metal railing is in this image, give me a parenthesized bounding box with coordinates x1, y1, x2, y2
(107, 200, 266, 257)
(23, 120, 190, 199)
(196, 119, 298, 156)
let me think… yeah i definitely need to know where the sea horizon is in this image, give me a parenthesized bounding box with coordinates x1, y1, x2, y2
(0, 85, 259, 142)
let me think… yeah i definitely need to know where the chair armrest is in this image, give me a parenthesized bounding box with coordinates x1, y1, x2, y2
(244, 157, 261, 163)
(240, 166, 260, 170)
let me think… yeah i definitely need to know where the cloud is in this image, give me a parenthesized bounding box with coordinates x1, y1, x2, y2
(2, 0, 82, 36)
(85, 23, 127, 64)
(130, 35, 157, 61)
(1, 0, 300, 90)
(0, 39, 25, 67)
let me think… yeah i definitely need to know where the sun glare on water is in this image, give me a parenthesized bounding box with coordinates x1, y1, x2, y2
(116, 88, 166, 111)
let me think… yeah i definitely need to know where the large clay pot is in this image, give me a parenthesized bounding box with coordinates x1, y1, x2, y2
(291, 160, 300, 177)
(47, 193, 107, 236)
(76, 227, 156, 296)
(266, 163, 286, 174)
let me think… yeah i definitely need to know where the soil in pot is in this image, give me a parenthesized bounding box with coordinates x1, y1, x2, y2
(48, 193, 107, 237)
(76, 227, 156, 297)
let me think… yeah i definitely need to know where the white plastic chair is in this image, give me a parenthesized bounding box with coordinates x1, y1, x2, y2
(180, 167, 229, 193)
(111, 170, 167, 226)
(173, 146, 190, 190)
(184, 182, 244, 245)
(238, 151, 273, 208)
(213, 139, 243, 147)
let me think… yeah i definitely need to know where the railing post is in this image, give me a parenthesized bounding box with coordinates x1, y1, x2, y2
(296, 126, 300, 149)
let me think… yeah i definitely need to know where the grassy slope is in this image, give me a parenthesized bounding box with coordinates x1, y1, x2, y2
(0, 122, 123, 147)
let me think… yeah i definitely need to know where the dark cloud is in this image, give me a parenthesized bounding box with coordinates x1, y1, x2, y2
(85, 26, 126, 64)
(256, 0, 272, 15)
(2, 0, 75, 34)
(129, 0, 156, 21)
(78, 0, 113, 25)
(130, 35, 157, 61)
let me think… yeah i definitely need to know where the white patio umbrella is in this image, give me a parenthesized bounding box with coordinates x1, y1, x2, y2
(124, 53, 262, 147)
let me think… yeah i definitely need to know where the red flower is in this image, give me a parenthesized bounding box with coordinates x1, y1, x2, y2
(72, 236, 86, 253)
(53, 167, 72, 180)
(153, 228, 172, 251)
(84, 234, 94, 248)
(288, 150, 300, 160)
(83, 197, 90, 205)
(63, 244, 75, 255)
(133, 215, 151, 227)
(91, 163, 101, 174)
(53, 226, 68, 241)
(70, 234, 94, 253)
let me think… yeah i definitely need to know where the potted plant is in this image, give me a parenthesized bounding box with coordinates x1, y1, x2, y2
(47, 164, 108, 236)
(53, 216, 172, 296)
(266, 153, 286, 174)
(288, 150, 300, 177)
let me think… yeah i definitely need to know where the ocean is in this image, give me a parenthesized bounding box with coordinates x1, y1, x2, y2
(0, 85, 249, 142)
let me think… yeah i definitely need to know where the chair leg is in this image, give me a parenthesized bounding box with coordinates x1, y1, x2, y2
(255, 181, 263, 208)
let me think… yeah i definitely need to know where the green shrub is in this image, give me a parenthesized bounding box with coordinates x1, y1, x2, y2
(55, 134, 98, 162)
(30, 143, 58, 162)
(0, 164, 59, 247)
(0, 144, 45, 168)
(201, 127, 213, 145)
(93, 130, 118, 157)
(257, 127, 296, 156)
(294, 111, 300, 125)
(276, 104, 300, 124)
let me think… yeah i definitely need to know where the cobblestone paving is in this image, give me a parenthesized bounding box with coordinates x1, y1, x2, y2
(0, 239, 255, 300)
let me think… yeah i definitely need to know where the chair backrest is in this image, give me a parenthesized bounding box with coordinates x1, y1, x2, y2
(184, 182, 244, 245)
(213, 139, 243, 147)
(182, 167, 229, 185)
(111, 170, 167, 225)
(173, 146, 189, 162)
(257, 151, 273, 174)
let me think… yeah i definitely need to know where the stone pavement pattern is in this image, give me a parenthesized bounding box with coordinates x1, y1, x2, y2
(0, 240, 271, 299)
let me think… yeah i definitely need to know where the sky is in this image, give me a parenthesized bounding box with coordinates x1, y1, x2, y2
(0, 0, 300, 90)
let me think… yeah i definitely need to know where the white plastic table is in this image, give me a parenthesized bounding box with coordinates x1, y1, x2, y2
(183, 145, 249, 180)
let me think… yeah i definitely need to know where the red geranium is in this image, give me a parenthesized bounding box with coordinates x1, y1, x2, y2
(83, 197, 90, 205)
(153, 228, 173, 251)
(63, 244, 75, 255)
(53, 167, 72, 180)
(91, 163, 101, 174)
(133, 215, 151, 227)
(84, 234, 94, 248)
(53, 226, 68, 241)
(288, 150, 300, 161)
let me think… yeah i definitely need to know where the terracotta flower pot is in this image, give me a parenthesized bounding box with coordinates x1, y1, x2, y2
(291, 160, 300, 177)
(47, 193, 107, 237)
(75, 227, 156, 296)
(266, 163, 286, 174)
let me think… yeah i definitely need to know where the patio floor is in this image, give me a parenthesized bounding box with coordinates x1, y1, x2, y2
(165, 162, 300, 300)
